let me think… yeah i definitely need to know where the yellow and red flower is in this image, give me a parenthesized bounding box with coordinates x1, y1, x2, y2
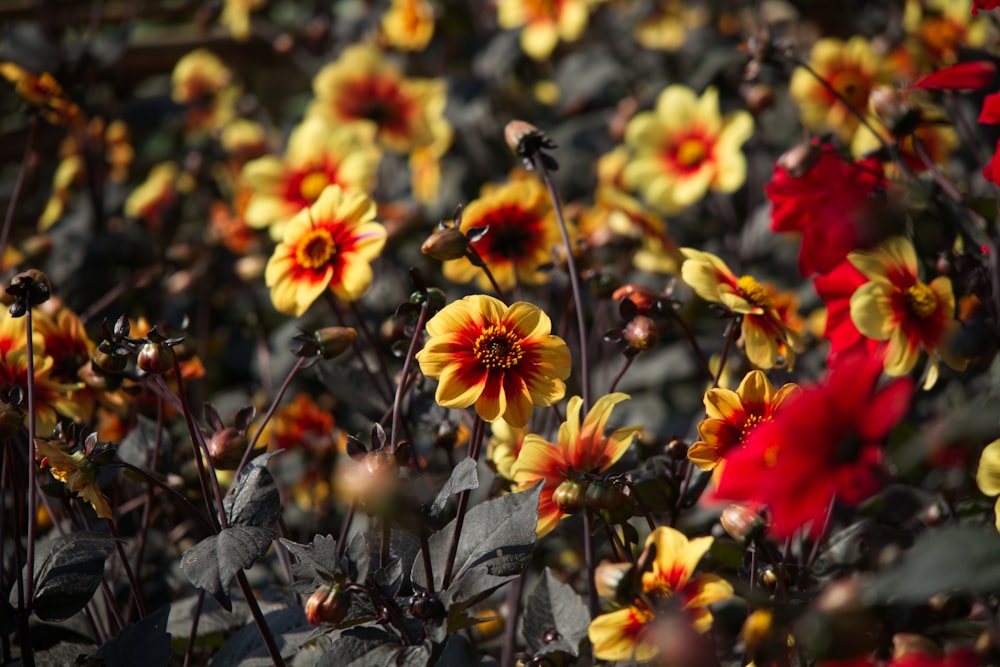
(415, 295, 571, 427)
(849, 236, 965, 387)
(623, 85, 753, 214)
(264, 184, 387, 316)
(220, 0, 266, 41)
(688, 370, 800, 473)
(588, 526, 733, 662)
(381, 0, 435, 52)
(442, 178, 561, 292)
(0, 62, 83, 126)
(497, 0, 594, 61)
(680, 248, 803, 369)
(510, 393, 640, 535)
(486, 419, 529, 484)
(904, 0, 993, 66)
(35, 437, 112, 518)
(170, 49, 239, 132)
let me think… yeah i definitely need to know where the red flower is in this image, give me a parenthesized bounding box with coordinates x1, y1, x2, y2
(973, 1, 1000, 15)
(912, 61, 995, 90)
(766, 143, 887, 276)
(978, 90, 1000, 124)
(712, 353, 913, 538)
(814, 260, 882, 367)
(985, 138, 1000, 186)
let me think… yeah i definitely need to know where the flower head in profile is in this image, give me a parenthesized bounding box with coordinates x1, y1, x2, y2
(688, 371, 801, 473)
(0, 62, 83, 126)
(265, 185, 387, 316)
(713, 353, 913, 538)
(381, 0, 435, 52)
(486, 419, 529, 484)
(624, 85, 753, 213)
(510, 393, 640, 536)
(977, 438, 1000, 532)
(415, 295, 571, 428)
(849, 236, 965, 388)
(35, 437, 111, 518)
(680, 249, 803, 369)
(242, 117, 382, 240)
(588, 526, 733, 662)
(220, 0, 266, 41)
(442, 179, 560, 292)
(170, 49, 239, 132)
(497, 0, 592, 61)
(789, 37, 894, 143)
(308, 44, 447, 154)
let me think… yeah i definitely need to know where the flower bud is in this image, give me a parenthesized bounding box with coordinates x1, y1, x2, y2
(421, 227, 468, 261)
(7, 269, 52, 317)
(623, 315, 659, 351)
(776, 141, 820, 178)
(207, 427, 248, 470)
(137, 340, 175, 374)
(870, 86, 921, 138)
(742, 84, 775, 114)
(504, 120, 542, 155)
(719, 504, 765, 545)
(552, 479, 588, 514)
(91, 349, 129, 376)
(304, 584, 351, 626)
(408, 591, 444, 620)
(314, 327, 357, 360)
(613, 284, 658, 316)
(585, 481, 625, 511)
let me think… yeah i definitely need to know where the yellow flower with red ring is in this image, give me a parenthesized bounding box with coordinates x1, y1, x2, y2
(623, 85, 753, 214)
(848, 236, 965, 388)
(497, 0, 592, 61)
(381, 0, 435, 52)
(509, 393, 640, 536)
(265, 184, 387, 316)
(415, 295, 570, 428)
(588, 526, 734, 662)
(680, 248, 803, 369)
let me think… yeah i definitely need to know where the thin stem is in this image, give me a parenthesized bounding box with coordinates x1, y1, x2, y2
(390, 301, 429, 450)
(666, 308, 713, 381)
(440, 417, 486, 589)
(0, 113, 40, 262)
(133, 394, 165, 597)
(4, 443, 32, 667)
(608, 354, 635, 394)
(23, 306, 38, 619)
(465, 246, 509, 304)
(119, 462, 216, 534)
(235, 570, 285, 667)
(240, 356, 307, 474)
(380, 518, 391, 570)
(183, 590, 206, 667)
(583, 509, 599, 616)
(324, 293, 393, 406)
(336, 502, 357, 561)
(500, 572, 525, 667)
(107, 518, 147, 619)
(349, 300, 395, 401)
(712, 317, 740, 390)
(418, 519, 435, 595)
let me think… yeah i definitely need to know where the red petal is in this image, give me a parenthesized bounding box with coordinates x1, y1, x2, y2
(979, 91, 1000, 124)
(913, 61, 996, 90)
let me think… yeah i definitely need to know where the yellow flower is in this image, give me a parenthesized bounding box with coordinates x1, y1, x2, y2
(497, 0, 593, 61)
(170, 49, 239, 132)
(35, 437, 111, 518)
(851, 114, 959, 179)
(578, 185, 681, 274)
(242, 117, 382, 240)
(415, 295, 571, 427)
(0, 62, 83, 126)
(381, 0, 435, 52)
(264, 185, 387, 316)
(486, 419, 528, 483)
(408, 115, 452, 205)
(680, 248, 803, 369)
(220, 0, 266, 41)
(789, 37, 894, 144)
(904, 0, 992, 66)
(976, 439, 1000, 532)
(309, 44, 447, 154)
(624, 85, 753, 214)
(633, 0, 710, 51)
(124, 162, 183, 229)
(588, 526, 733, 662)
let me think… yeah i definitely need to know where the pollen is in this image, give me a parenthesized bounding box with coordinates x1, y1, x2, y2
(905, 282, 938, 319)
(739, 413, 768, 442)
(737, 275, 774, 309)
(299, 171, 330, 202)
(675, 137, 708, 168)
(296, 228, 337, 270)
(473, 324, 524, 370)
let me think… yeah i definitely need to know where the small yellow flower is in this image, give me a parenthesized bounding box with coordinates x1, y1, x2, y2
(35, 438, 111, 519)
(220, 0, 266, 41)
(0, 62, 83, 126)
(170, 49, 240, 132)
(624, 85, 753, 214)
(408, 116, 452, 205)
(486, 419, 528, 483)
(977, 439, 1000, 532)
(851, 114, 959, 178)
(381, 0, 435, 52)
(497, 0, 593, 61)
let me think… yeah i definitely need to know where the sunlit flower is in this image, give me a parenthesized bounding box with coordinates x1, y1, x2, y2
(409, 116, 452, 205)
(35, 437, 111, 518)
(714, 352, 913, 538)
(904, 0, 992, 65)
(789, 37, 894, 143)
(0, 62, 83, 126)
(309, 44, 447, 154)
(510, 393, 640, 535)
(265, 185, 386, 316)
(261, 392, 337, 453)
(497, 0, 593, 61)
(578, 186, 681, 274)
(220, 0, 266, 41)
(242, 117, 382, 240)
(486, 418, 528, 484)
(381, 0, 435, 52)
(441, 179, 560, 292)
(814, 259, 882, 367)
(633, 0, 711, 51)
(976, 438, 1000, 532)
(124, 162, 184, 229)
(588, 526, 733, 662)
(624, 85, 753, 214)
(688, 371, 800, 473)
(680, 248, 803, 369)
(170, 49, 239, 132)
(851, 115, 959, 178)
(415, 295, 571, 427)
(849, 236, 965, 387)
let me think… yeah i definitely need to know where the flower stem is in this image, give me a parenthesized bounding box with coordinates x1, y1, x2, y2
(183, 590, 205, 667)
(240, 356, 307, 474)
(608, 354, 635, 394)
(465, 246, 509, 304)
(324, 293, 393, 406)
(23, 305, 39, 625)
(107, 517, 147, 619)
(500, 571, 525, 667)
(583, 508, 599, 616)
(712, 317, 740, 389)
(336, 501, 357, 560)
(236, 570, 286, 666)
(119, 461, 216, 534)
(440, 416, 486, 589)
(667, 307, 713, 381)
(390, 300, 429, 451)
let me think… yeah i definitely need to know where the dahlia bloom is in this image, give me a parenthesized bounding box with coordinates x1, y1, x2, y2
(170, 49, 239, 131)
(509, 393, 640, 536)
(497, 0, 592, 61)
(976, 438, 1000, 532)
(381, 0, 435, 52)
(624, 85, 753, 213)
(415, 295, 571, 427)
(713, 353, 914, 538)
(264, 185, 387, 316)
(904, 0, 992, 65)
(973, 0, 1000, 13)
(0, 62, 83, 126)
(680, 248, 803, 369)
(588, 526, 733, 662)
(486, 419, 528, 484)
(35, 437, 112, 518)
(814, 259, 882, 367)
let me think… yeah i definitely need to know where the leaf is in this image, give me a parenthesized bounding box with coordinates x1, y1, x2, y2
(224, 451, 282, 529)
(180, 525, 276, 610)
(429, 457, 479, 519)
(32, 531, 114, 621)
(117, 414, 171, 469)
(281, 534, 341, 592)
(523, 569, 590, 657)
(865, 524, 1000, 604)
(95, 604, 172, 667)
(317, 626, 427, 667)
(210, 605, 317, 666)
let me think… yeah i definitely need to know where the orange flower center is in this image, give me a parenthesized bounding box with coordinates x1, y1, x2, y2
(299, 171, 330, 202)
(740, 413, 768, 442)
(737, 275, 774, 309)
(906, 281, 937, 319)
(830, 68, 870, 108)
(675, 138, 708, 168)
(296, 228, 336, 269)
(473, 325, 524, 369)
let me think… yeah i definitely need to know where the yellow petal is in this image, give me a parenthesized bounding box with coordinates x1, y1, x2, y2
(977, 439, 1000, 496)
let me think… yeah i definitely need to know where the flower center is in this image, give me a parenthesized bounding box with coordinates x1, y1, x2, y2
(831, 68, 870, 108)
(296, 228, 336, 270)
(299, 171, 330, 202)
(740, 413, 769, 443)
(675, 138, 708, 168)
(737, 275, 774, 309)
(473, 325, 524, 370)
(905, 282, 937, 319)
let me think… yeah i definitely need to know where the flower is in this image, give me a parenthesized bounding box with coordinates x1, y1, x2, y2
(242, 117, 382, 240)
(415, 295, 571, 427)
(381, 0, 435, 51)
(35, 437, 112, 518)
(623, 85, 753, 213)
(688, 371, 801, 473)
(408, 116, 452, 205)
(633, 0, 710, 51)
(124, 162, 183, 229)
(262, 393, 338, 453)
(851, 114, 959, 178)
(904, 0, 993, 65)
(587, 526, 733, 662)
(976, 439, 1000, 531)
(973, 0, 1000, 13)
(264, 184, 387, 315)
(0, 62, 83, 126)
(713, 352, 914, 538)
(849, 236, 965, 387)
(441, 178, 561, 292)
(766, 142, 888, 276)
(509, 393, 640, 535)
(170, 49, 239, 132)
(486, 419, 528, 483)
(680, 248, 803, 369)
(308, 44, 447, 154)
(497, 0, 592, 61)
(789, 37, 894, 143)
(814, 260, 883, 367)
(220, 0, 265, 41)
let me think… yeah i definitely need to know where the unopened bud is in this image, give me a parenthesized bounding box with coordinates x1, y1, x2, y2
(585, 481, 625, 511)
(7, 269, 52, 316)
(776, 142, 820, 178)
(305, 584, 351, 626)
(504, 120, 542, 155)
(719, 504, 765, 545)
(623, 315, 659, 350)
(421, 227, 468, 261)
(136, 340, 175, 374)
(552, 479, 588, 514)
(742, 84, 775, 114)
(613, 284, 658, 316)
(207, 427, 248, 470)
(870, 86, 921, 138)
(314, 327, 357, 359)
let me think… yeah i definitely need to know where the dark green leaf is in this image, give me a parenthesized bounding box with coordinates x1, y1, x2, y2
(32, 531, 114, 621)
(523, 569, 589, 657)
(180, 526, 276, 610)
(225, 451, 282, 529)
(95, 604, 172, 667)
(429, 457, 479, 519)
